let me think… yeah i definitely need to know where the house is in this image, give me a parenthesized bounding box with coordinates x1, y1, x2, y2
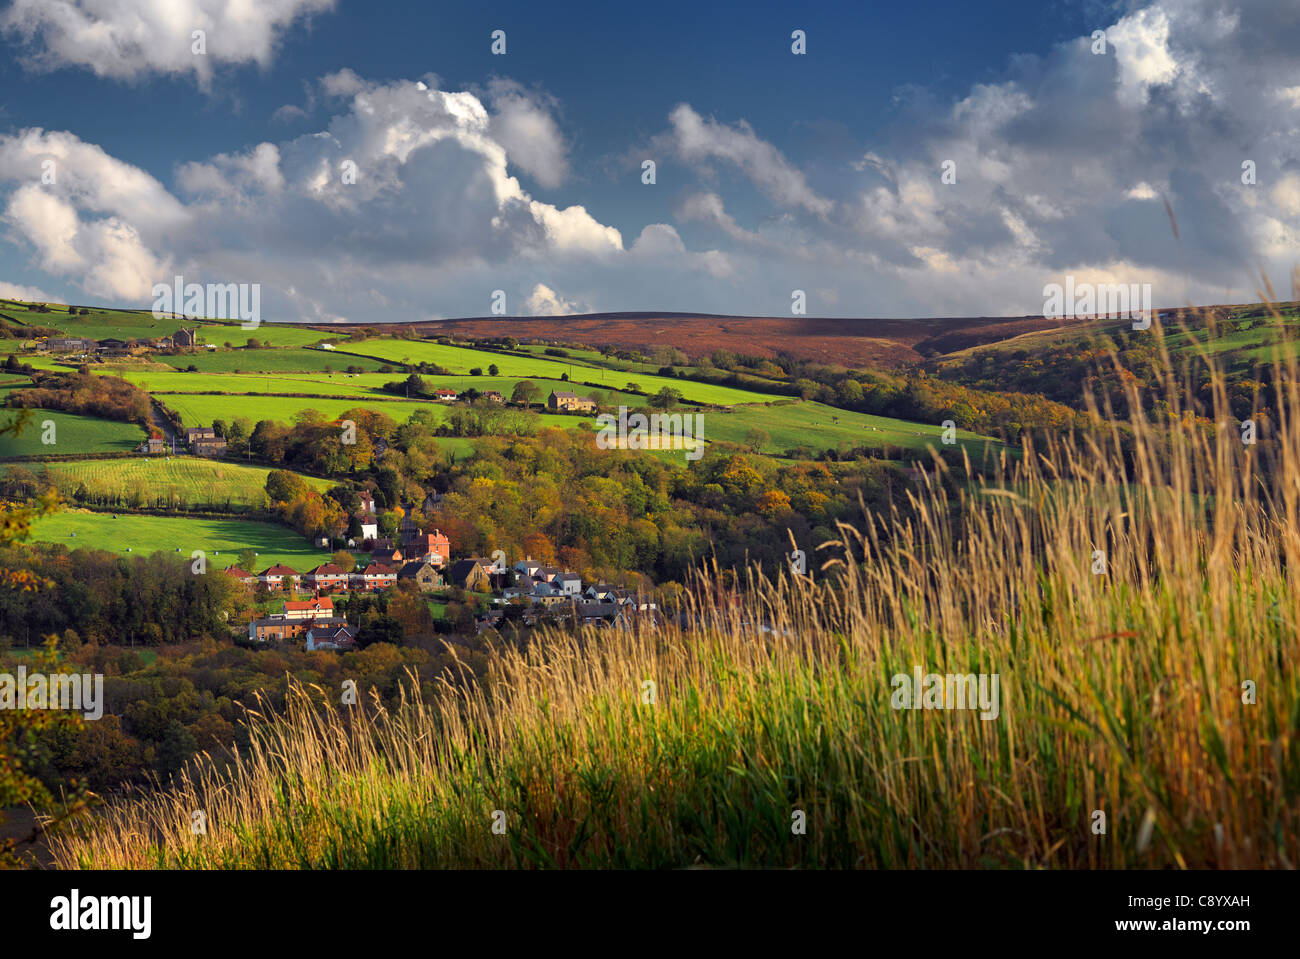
(154, 335, 173, 349)
(403, 530, 450, 566)
(248, 615, 345, 643)
(422, 491, 444, 512)
(305, 624, 357, 651)
(95, 338, 128, 355)
(44, 337, 96, 352)
(448, 558, 493, 592)
(305, 563, 349, 592)
(140, 433, 165, 455)
(357, 489, 376, 514)
(583, 584, 618, 604)
(433, 388, 458, 401)
(172, 329, 196, 347)
(553, 571, 582, 596)
(185, 426, 216, 444)
(398, 560, 444, 592)
(283, 596, 335, 620)
(513, 558, 543, 581)
(224, 566, 256, 587)
(357, 515, 379, 541)
(371, 547, 403, 565)
(258, 564, 300, 591)
(577, 601, 624, 626)
(192, 436, 227, 457)
(482, 390, 504, 404)
(547, 391, 596, 412)
(351, 562, 396, 591)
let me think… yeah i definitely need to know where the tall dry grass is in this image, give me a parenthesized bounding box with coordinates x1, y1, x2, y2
(48, 302, 1300, 869)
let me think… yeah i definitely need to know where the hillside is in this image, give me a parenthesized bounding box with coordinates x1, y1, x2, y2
(313, 311, 1078, 368)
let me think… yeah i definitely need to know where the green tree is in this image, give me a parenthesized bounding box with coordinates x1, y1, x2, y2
(511, 380, 540, 407)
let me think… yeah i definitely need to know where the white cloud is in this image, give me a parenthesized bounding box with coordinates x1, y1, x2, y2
(666, 104, 833, 216)
(0, 0, 336, 88)
(525, 282, 581, 316)
(487, 79, 570, 190)
(0, 279, 53, 301)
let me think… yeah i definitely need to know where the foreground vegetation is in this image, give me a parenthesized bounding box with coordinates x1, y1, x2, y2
(45, 308, 1300, 868)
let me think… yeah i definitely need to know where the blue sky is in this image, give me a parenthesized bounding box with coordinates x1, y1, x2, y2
(0, 0, 1296, 322)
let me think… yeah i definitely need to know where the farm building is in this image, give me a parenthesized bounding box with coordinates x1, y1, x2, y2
(547, 391, 596, 412)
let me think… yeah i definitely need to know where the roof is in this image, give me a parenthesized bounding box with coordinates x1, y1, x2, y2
(308, 563, 346, 576)
(285, 597, 334, 612)
(259, 564, 298, 576)
(550, 391, 578, 399)
(362, 562, 395, 575)
(224, 566, 253, 578)
(399, 560, 439, 576)
(307, 624, 355, 640)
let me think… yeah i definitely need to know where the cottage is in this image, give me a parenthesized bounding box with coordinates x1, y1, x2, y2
(283, 596, 335, 620)
(433, 388, 458, 402)
(224, 566, 256, 587)
(305, 624, 357, 651)
(258, 564, 300, 591)
(398, 560, 444, 592)
(547, 390, 596, 413)
(357, 489, 376, 514)
(172, 329, 196, 347)
(371, 547, 403, 565)
(185, 426, 216, 443)
(357, 517, 379, 542)
(513, 558, 543, 580)
(192, 436, 227, 458)
(583, 583, 618, 604)
(305, 563, 349, 592)
(482, 391, 504, 404)
(140, 434, 166, 455)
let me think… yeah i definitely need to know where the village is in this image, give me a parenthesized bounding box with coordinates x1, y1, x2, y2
(226, 486, 660, 651)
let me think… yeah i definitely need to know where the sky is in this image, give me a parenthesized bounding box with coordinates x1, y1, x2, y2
(0, 0, 1296, 323)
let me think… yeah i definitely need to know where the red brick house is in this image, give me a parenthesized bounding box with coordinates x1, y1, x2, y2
(305, 563, 349, 592)
(258, 564, 300, 591)
(403, 529, 451, 566)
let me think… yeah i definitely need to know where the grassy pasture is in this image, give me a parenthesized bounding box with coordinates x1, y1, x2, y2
(8, 457, 331, 510)
(164, 347, 381, 373)
(0, 408, 144, 457)
(336, 339, 774, 405)
(701, 400, 999, 456)
(27, 510, 331, 571)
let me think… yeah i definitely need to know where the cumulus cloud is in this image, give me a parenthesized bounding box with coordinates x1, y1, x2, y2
(0, 279, 53, 301)
(0, 0, 335, 88)
(665, 104, 834, 217)
(525, 283, 582, 316)
(486, 79, 570, 190)
(1, 0, 1297, 320)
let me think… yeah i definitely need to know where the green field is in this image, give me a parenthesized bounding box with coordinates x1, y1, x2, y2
(0, 409, 144, 456)
(161, 347, 382, 373)
(0, 301, 173, 341)
(8, 457, 332, 510)
(28, 510, 333, 571)
(106, 369, 387, 398)
(701, 400, 999, 456)
(197, 324, 346, 348)
(336, 339, 773, 405)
